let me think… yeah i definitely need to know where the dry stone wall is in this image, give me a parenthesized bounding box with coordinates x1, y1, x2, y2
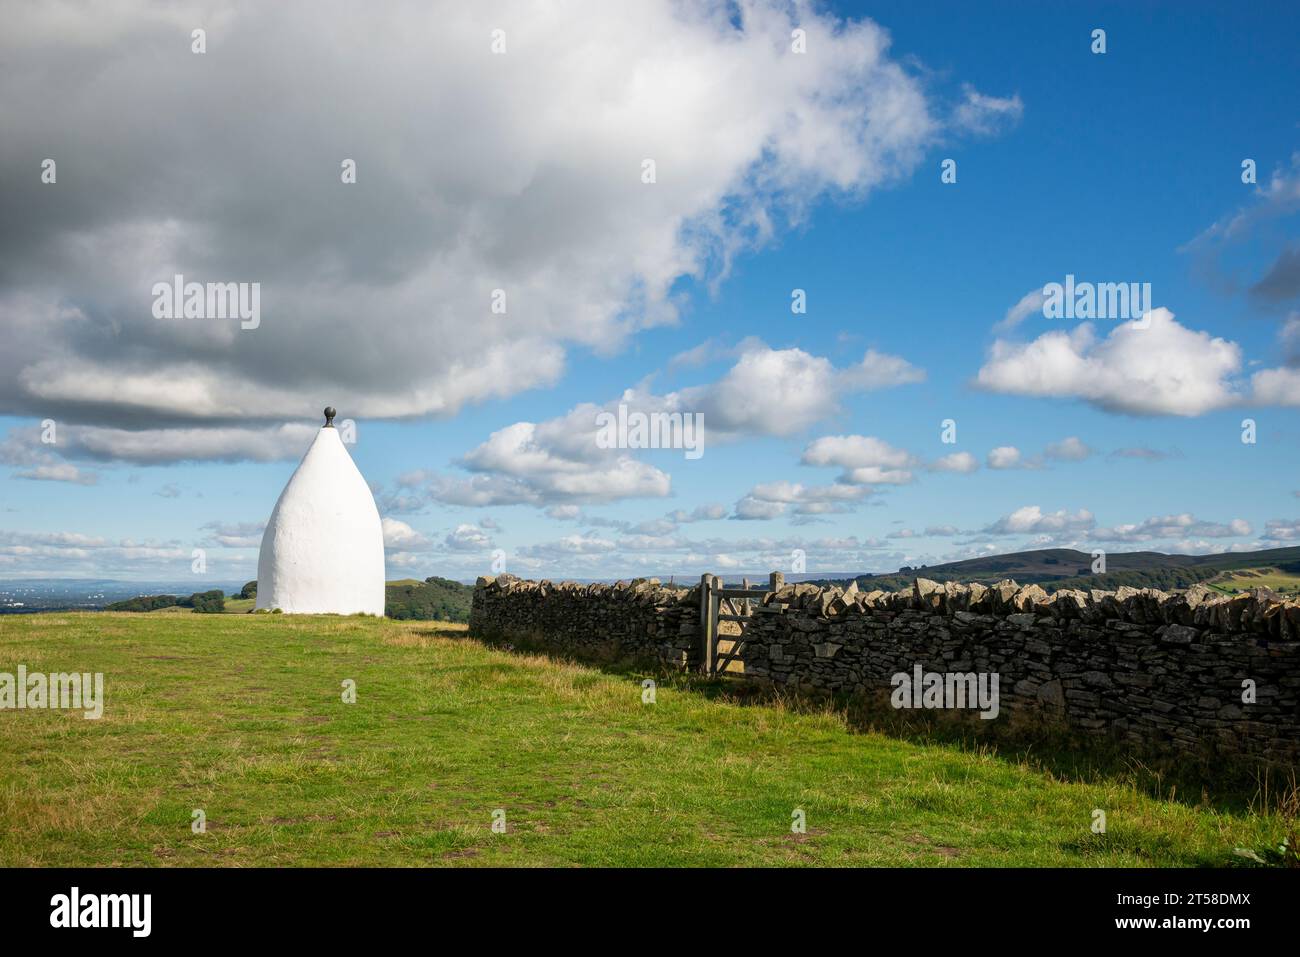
(470, 574, 699, 668)
(470, 574, 1300, 763)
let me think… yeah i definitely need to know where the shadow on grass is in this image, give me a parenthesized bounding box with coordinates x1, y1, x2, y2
(461, 628, 1299, 823)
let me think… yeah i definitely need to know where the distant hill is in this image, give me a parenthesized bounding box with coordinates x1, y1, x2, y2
(807, 545, 1300, 595)
(0, 579, 245, 613)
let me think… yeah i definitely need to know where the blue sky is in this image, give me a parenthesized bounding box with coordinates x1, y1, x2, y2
(1, 0, 1298, 583)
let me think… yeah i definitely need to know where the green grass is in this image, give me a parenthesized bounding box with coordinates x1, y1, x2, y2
(0, 613, 1293, 867)
(1207, 568, 1300, 596)
(136, 598, 253, 614)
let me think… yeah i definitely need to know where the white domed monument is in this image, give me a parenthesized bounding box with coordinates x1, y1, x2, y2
(255, 408, 386, 615)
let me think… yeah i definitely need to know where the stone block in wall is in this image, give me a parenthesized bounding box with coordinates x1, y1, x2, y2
(1050, 589, 1088, 620)
(991, 580, 1023, 611)
(1158, 624, 1198, 645)
(913, 578, 942, 610)
(859, 590, 887, 610)
(1036, 679, 1065, 712)
(1012, 583, 1049, 612)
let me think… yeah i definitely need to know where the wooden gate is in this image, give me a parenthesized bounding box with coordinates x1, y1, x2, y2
(699, 572, 784, 676)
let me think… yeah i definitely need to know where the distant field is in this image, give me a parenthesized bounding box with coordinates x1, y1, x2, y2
(1207, 569, 1300, 596)
(0, 613, 1293, 867)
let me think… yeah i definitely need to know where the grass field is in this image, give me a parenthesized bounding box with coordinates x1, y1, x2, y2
(0, 613, 1294, 867)
(142, 598, 255, 614)
(1207, 568, 1300, 596)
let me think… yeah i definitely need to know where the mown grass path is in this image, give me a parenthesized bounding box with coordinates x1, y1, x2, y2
(0, 613, 1286, 866)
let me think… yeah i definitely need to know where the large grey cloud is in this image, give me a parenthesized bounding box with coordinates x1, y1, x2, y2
(0, 0, 975, 459)
(1250, 245, 1300, 304)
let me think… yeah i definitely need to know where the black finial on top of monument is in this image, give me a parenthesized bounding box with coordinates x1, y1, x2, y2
(324, 407, 337, 428)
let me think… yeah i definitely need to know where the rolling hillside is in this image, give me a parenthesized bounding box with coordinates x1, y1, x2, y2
(811, 546, 1300, 595)
(384, 577, 474, 623)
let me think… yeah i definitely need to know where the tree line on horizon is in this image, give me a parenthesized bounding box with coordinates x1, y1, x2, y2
(105, 577, 473, 621)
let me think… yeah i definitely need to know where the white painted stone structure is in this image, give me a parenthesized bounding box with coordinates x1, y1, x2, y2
(255, 408, 386, 615)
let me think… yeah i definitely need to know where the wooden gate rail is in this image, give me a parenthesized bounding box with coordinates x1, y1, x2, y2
(700, 571, 784, 676)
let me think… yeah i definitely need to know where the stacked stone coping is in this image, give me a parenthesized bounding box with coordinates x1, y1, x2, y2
(767, 577, 1300, 636)
(470, 574, 1300, 762)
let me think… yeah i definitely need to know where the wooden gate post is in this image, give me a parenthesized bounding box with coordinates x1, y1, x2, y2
(709, 575, 722, 675)
(769, 571, 784, 592)
(700, 573, 715, 675)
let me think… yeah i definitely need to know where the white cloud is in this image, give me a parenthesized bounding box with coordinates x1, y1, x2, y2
(666, 339, 739, 372)
(750, 481, 845, 503)
(618, 534, 687, 552)
(0, 528, 195, 576)
(13, 463, 98, 485)
(420, 341, 920, 508)
(1187, 152, 1300, 247)
(519, 534, 618, 558)
(1092, 514, 1252, 542)
(385, 551, 430, 571)
(444, 523, 493, 552)
(1250, 366, 1300, 406)
(985, 505, 1095, 536)
(952, 84, 1024, 136)
(374, 486, 430, 516)
(668, 504, 727, 523)
(1044, 436, 1091, 461)
(924, 524, 959, 536)
(675, 345, 922, 440)
(979, 508, 1250, 545)
(976, 308, 1244, 416)
(382, 517, 431, 550)
(732, 480, 873, 520)
(986, 446, 1022, 469)
(927, 451, 978, 474)
(1262, 519, 1300, 542)
(993, 288, 1048, 334)
(432, 420, 673, 507)
(836, 349, 928, 392)
(800, 434, 917, 484)
(202, 521, 265, 548)
(732, 497, 788, 521)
